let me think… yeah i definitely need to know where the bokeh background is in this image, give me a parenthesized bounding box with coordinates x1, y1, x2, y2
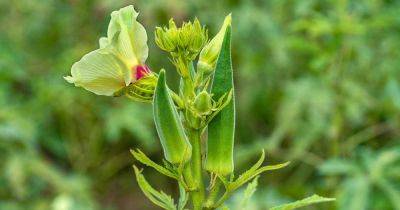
(1, 0, 400, 209)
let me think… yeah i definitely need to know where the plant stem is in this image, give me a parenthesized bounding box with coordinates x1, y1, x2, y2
(204, 180, 221, 208)
(213, 190, 232, 209)
(188, 128, 205, 210)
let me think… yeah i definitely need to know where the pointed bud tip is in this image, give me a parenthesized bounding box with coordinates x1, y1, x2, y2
(225, 13, 232, 26)
(157, 69, 166, 86)
(194, 91, 213, 115)
(159, 69, 166, 78)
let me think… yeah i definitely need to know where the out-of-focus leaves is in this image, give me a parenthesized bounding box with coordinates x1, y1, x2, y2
(320, 147, 400, 210)
(133, 166, 176, 210)
(270, 194, 335, 210)
(239, 176, 259, 208)
(1, 0, 400, 209)
(104, 102, 154, 148)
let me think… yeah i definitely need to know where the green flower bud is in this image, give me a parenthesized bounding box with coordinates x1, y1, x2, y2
(155, 18, 207, 60)
(193, 91, 213, 115)
(155, 18, 208, 77)
(198, 14, 232, 74)
(154, 70, 192, 164)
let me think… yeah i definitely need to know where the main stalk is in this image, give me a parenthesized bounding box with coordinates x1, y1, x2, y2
(187, 128, 205, 210)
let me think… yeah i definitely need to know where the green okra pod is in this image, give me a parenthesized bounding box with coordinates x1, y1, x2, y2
(154, 70, 192, 164)
(205, 26, 235, 175)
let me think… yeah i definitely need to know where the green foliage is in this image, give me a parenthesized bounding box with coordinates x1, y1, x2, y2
(1, 0, 399, 209)
(219, 151, 289, 193)
(131, 149, 179, 179)
(133, 166, 176, 210)
(270, 194, 335, 210)
(319, 147, 400, 210)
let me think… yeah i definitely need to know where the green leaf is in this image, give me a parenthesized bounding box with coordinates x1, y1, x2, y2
(219, 206, 230, 210)
(319, 159, 360, 176)
(338, 177, 370, 210)
(270, 194, 335, 210)
(376, 178, 400, 210)
(239, 176, 259, 208)
(133, 166, 176, 210)
(153, 70, 192, 164)
(177, 183, 189, 210)
(206, 26, 235, 175)
(130, 149, 179, 179)
(228, 151, 289, 191)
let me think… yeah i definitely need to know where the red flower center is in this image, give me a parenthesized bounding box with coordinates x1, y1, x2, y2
(133, 65, 151, 80)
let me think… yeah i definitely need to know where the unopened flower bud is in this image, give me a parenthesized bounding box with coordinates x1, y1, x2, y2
(155, 18, 208, 77)
(155, 18, 207, 60)
(193, 91, 213, 115)
(198, 14, 231, 74)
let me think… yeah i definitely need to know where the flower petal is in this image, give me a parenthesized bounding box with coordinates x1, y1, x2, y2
(107, 5, 148, 67)
(99, 37, 109, 49)
(65, 49, 130, 96)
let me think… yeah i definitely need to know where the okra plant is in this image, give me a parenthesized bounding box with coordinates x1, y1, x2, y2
(65, 5, 334, 210)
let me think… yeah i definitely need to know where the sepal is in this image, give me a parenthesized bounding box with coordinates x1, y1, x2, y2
(185, 89, 232, 129)
(114, 72, 158, 103)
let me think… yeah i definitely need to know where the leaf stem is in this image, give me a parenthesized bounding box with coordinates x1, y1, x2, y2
(212, 189, 232, 209)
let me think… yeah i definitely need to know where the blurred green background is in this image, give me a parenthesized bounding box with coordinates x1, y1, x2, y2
(1, 0, 400, 209)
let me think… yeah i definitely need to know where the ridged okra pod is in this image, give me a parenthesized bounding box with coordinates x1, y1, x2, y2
(153, 70, 192, 164)
(205, 26, 235, 175)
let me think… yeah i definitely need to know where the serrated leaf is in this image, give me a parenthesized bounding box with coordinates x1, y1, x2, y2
(206, 26, 235, 175)
(177, 184, 189, 210)
(228, 151, 289, 191)
(270, 194, 335, 210)
(133, 166, 176, 210)
(131, 149, 178, 179)
(153, 70, 192, 164)
(239, 176, 259, 208)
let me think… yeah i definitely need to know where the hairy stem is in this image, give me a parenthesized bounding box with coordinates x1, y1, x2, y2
(188, 129, 205, 210)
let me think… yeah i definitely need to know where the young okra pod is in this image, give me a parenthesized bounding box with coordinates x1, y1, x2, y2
(205, 25, 235, 175)
(153, 70, 192, 164)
